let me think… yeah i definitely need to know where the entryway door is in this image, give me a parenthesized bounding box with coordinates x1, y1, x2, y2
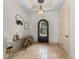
(38, 19, 49, 42)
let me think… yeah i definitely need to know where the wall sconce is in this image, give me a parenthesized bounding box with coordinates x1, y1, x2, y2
(15, 15, 23, 25)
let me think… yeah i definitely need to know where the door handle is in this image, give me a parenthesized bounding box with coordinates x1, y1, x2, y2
(65, 35, 69, 38)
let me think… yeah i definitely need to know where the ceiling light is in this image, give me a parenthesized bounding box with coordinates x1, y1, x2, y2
(38, 5, 44, 15)
(38, 10, 43, 15)
(38, 0, 44, 4)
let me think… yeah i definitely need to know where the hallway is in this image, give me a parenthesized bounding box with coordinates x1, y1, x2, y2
(11, 43, 70, 59)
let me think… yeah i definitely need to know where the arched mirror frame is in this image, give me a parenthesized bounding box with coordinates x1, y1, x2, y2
(38, 19, 49, 42)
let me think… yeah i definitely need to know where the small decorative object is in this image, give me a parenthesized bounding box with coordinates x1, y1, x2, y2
(15, 15, 23, 25)
(24, 21, 29, 30)
(13, 33, 19, 42)
(24, 36, 33, 47)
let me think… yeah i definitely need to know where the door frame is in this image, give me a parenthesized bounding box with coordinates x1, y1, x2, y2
(38, 19, 49, 42)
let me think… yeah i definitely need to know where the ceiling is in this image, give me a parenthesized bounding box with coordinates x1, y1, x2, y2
(16, 0, 65, 13)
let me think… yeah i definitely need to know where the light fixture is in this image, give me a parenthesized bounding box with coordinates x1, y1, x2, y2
(38, 5, 44, 15)
(38, 0, 44, 4)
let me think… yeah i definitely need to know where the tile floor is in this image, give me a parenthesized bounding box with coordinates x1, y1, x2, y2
(7, 43, 71, 59)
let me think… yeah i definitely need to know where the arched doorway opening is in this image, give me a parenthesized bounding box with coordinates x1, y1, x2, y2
(38, 19, 49, 42)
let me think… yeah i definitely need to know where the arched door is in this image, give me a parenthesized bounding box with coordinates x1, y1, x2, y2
(38, 19, 49, 42)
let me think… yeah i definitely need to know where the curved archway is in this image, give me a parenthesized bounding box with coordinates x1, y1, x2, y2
(38, 19, 49, 42)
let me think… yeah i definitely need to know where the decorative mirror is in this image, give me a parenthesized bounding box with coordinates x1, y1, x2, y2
(24, 21, 29, 30)
(15, 15, 23, 25)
